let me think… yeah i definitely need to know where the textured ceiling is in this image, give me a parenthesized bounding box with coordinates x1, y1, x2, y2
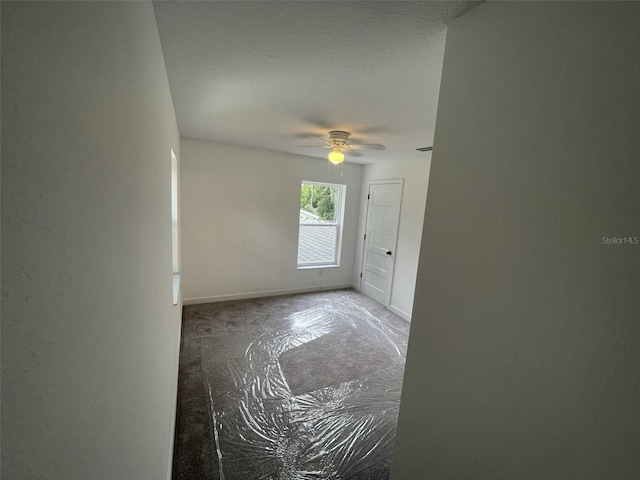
(154, 1, 478, 164)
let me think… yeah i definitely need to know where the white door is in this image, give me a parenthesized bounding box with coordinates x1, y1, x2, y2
(360, 180, 403, 306)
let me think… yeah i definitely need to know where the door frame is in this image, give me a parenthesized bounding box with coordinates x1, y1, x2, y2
(359, 178, 404, 307)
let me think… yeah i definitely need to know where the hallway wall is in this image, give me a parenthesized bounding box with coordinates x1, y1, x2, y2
(2, 2, 182, 479)
(393, 2, 640, 478)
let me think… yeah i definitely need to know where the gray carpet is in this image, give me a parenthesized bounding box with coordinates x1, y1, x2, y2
(279, 327, 392, 395)
(172, 289, 409, 480)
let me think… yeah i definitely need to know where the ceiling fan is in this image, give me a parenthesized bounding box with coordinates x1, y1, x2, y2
(300, 130, 385, 164)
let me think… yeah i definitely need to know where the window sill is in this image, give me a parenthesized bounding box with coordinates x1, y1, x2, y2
(297, 264, 341, 270)
(172, 273, 181, 306)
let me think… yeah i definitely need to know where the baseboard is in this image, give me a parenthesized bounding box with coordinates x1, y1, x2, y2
(352, 284, 411, 322)
(388, 304, 411, 322)
(183, 283, 353, 305)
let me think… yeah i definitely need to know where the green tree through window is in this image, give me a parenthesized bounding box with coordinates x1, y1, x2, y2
(300, 184, 338, 221)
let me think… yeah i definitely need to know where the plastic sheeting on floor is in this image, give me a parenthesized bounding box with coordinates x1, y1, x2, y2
(201, 298, 408, 479)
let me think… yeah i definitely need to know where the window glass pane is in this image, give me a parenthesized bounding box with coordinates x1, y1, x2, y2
(300, 184, 340, 224)
(298, 225, 337, 264)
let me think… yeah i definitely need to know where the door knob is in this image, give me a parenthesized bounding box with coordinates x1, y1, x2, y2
(386, 250, 392, 255)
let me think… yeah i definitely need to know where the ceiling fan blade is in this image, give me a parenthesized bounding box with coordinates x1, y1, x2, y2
(345, 149, 363, 157)
(298, 133, 329, 142)
(299, 116, 334, 131)
(297, 144, 332, 148)
(348, 143, 385, 150)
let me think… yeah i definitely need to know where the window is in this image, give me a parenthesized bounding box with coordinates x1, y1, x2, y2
(297, 181, 345, 268)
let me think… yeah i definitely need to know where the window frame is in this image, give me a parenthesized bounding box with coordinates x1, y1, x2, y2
(297, 181, 346, 269)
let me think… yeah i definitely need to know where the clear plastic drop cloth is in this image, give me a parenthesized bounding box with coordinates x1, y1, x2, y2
(200, 297, 409, 479)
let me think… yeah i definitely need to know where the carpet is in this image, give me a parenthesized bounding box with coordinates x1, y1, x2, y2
(279, 327, 392, 395)
(172, 289, 409, 480)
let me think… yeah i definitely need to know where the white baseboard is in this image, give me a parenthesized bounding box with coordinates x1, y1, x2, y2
(352, 283, 411, 322)
(388, 304, 411, 322)
(183, 283, 353, 305)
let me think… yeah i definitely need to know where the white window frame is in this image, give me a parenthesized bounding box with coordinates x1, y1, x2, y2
(297, 181, 346, 269)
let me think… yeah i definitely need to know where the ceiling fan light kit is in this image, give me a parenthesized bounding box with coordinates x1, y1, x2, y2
(327, 131, 350, 165)
(328, 147, 345, 165)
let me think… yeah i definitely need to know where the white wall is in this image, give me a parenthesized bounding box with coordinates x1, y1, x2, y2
(393, 2, 640, 479)
(180, 139, 362, 302)
(354, 156, 431, 320)
(2, 3, 182, 479)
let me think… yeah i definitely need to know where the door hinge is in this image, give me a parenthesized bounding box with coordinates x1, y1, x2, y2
(360, 272, 363, 278)
(367, 194, 370, 200)
(364, 234, 366, 240)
